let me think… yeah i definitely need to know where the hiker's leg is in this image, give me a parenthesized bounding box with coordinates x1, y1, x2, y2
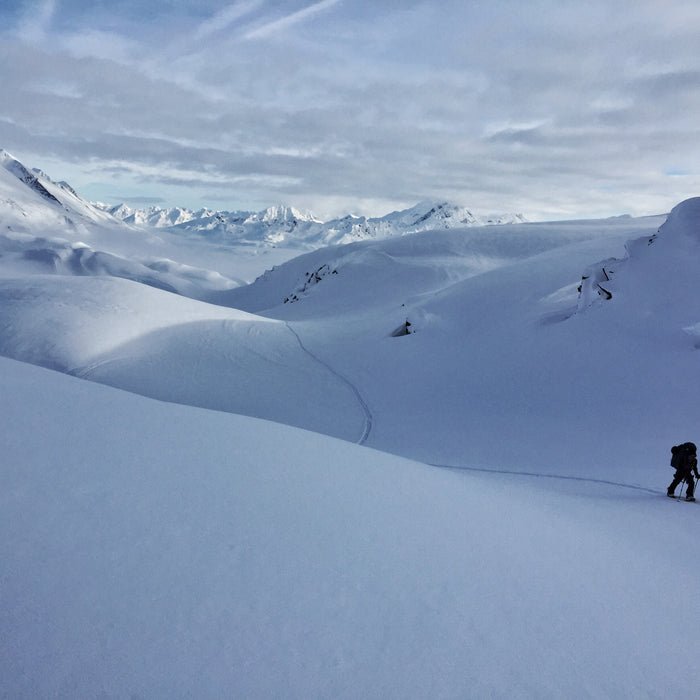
(686, 473, 695, 498)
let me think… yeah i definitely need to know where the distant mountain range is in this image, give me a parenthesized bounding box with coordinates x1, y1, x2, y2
(97, 201, 527, 248)
(1, 148, 525, 248)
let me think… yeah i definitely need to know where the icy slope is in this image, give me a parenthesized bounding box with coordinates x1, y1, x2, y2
(3, 355, 699, 698)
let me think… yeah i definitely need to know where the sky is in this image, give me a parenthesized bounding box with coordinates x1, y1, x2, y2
(1, 0, 700, 221)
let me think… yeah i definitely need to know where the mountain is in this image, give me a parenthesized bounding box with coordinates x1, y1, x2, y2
(0, 150, 259, 296)
(311, 201, 527, 245)
(102, 198, 526, 247)
(2, 149, 527, 252)
(98, 202, 209, 228)
(0, 148, 117, 232)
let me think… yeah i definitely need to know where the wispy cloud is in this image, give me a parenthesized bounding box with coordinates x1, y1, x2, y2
(15, 0, 56, 44)
(2, 0, 700, 219)
(244, 0, 341, 40)
(59, 29, 142, 63)
(193, 0, 265, 41)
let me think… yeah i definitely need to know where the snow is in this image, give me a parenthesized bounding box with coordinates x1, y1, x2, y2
(104, 197, 526, 248)
(2, 150, 700, 697)
(3, 357, 699, 698)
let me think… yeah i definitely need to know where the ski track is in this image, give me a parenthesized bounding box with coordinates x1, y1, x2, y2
(431, 462, 662, 496)
(284, 321, 373, 445)
(69, 356, 130, 379)
(63, 347, 665, 499)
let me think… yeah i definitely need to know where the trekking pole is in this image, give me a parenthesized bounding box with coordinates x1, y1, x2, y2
(679, 480, 686, 501)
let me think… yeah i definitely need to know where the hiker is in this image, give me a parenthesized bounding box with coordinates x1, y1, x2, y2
(668, 442, 700, 501)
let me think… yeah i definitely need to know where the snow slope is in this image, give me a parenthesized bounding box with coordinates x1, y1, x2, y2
(3, 150, 700, 697)
(0, 152, 686, 480)
(2, 206, 673, 470)
(0, 276, 368, 441)
(3, 356, 700, 698)
(220, 211, 680, 484)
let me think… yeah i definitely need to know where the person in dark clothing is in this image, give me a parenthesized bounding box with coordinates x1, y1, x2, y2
(668, 442, 699, 501)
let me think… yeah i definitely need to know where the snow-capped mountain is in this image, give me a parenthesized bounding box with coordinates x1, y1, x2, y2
(98, 203, 208, 228)
(0, 149, 117, 232)
(102, 198, 526, 247)
(0, 150, 249, 296)
(313, 201, 526, 245)
(2, 149, 526, 250)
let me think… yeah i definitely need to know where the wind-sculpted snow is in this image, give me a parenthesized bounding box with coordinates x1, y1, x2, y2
(576, 197, 700, 318)
(659, 196, 700, 240)
(0, 276, 246, 369)
(0, 233, 241, 300)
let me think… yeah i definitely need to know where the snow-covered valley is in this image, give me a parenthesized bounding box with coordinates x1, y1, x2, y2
(2, 150, 700, 697)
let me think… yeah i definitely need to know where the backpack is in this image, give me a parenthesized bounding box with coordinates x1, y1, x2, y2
(671, 442, 697, 469)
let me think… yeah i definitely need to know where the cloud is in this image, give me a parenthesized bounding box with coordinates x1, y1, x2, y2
(15, 0, 56, 44)
(26, 80, 83, 99)
(2, 0, 700, 220)
(243, 0, 341, 40)
(193, 0, 264, 40)
(115, 194, 167, 205)
(59, 29, 142, 63)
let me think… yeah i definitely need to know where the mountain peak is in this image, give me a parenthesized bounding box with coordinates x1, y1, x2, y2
(245, 205, 320, 225)
(0, 150, 123, 227)
(404, 201, 479, 228)
(1, 150, 62, 206)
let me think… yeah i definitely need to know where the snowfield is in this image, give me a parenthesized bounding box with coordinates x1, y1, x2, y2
(2, 150, 700, 697)
(3, 357, 699, 699)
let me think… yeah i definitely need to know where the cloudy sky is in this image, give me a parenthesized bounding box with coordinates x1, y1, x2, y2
(1, 0, 699, 220)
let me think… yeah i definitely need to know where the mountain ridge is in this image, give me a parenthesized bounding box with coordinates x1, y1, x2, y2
(0, 148, 538, 250)
(0, 148, 119, 232)
(98, 199, 527, 247)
